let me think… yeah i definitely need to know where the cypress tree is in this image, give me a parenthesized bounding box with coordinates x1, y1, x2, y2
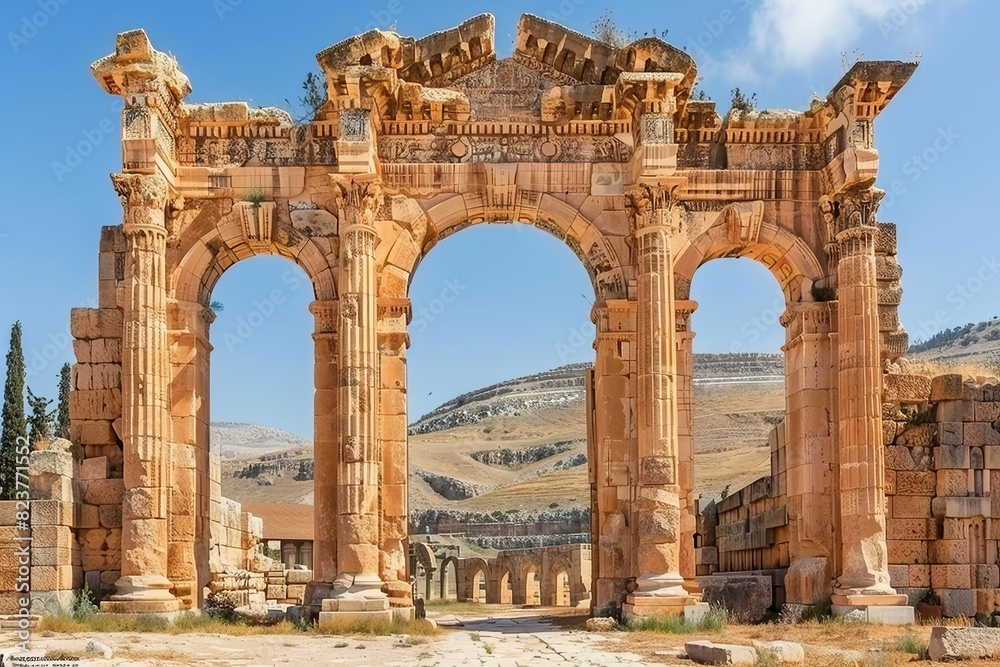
(56, 363, 71, 440)
(0, 322, 27, 501)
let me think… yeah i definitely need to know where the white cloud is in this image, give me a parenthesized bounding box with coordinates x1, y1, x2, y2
(748, 0, 924, 67)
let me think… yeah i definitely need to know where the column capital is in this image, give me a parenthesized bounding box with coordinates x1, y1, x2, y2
(331, 176, 383, 229)
(675, 299, 698, 333)
(310, 299, 339, 335)
(821, 187, 883, 251)
(626, 183, 685, 237)
(113, 173, 169, 235)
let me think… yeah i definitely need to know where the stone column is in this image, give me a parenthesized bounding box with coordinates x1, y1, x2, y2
(167, 300, 215, 610)
(378, 298, 413, 607)
(103, 172, 181, 613)
(675, 300, 698, 591)
(827, 189, 905, 607)
(625, 185, 694, 616)
(311, 300, 339, 584)
(590, 300, 636, 613)
(334, 181, 385, 598)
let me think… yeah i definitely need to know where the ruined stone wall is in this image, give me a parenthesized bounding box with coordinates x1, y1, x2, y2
(209, 567, 312, 607)
(69, 227, 126, 475)
(700, 373, 1000, 619)
(882, 373, 1000, 618)
(696, 423, 790, 579)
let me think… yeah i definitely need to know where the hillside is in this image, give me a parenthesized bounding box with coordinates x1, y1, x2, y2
(211, 422, 310, 459)
(908, 318, 1000, 371)
(220, 355, 786, 511)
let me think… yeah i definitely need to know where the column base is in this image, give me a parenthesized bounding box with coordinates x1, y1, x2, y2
(100, 575, 182, 614)
(831, 603, 914, 625)
(318, 596, 414, 624)
(623, 594, 700, 618)
(831, 593, 909, 607)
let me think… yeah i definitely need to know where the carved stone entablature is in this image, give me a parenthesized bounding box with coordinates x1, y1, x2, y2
(827, 61, 919, 121)
(91, 29, 190, 105)
(780, 302, 833, 340)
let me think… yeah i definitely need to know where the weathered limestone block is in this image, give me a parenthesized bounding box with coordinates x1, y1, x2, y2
(974, 401, 1000, 423)
(81, 478, 125, 506)
(685, 641, 757, 666)
(883, 374, 931, 403)
(753, 641, 804, 665)
(696, 575, 771, 622)
(932, 496, 991, 518)
(936, 469, 970, 497)
(929, 626, 1000, 661)
(884, 446, 916, 470)
(931, 539, 970, 564)
(931, 564, 972, 589)
(29, 501, 74, 527)
(931, 375, 967, 402)
(965, 422, 1000, 446)
(887, 540, 927, 564)
(895, 471, 936, 495)
(70, 308, 123, 341)
(892, 495, 931, 518)
(29, 450, 74, 478)
(908, 564, 930, 587)
(939, 589, 976, 618)
(895, 423, 935, 447)
(935, 444, 970, 469)
(937, 423, 964, 447)
(80, 456, 109, 480)
(887, 518, 937, 541)
(68, 388, 122, 421)
(937, 400, 975, 423)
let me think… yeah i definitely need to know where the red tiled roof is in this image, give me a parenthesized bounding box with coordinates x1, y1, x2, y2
(241, 503, 314, 541)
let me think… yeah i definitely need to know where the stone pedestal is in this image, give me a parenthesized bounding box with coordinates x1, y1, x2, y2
(102, 173, 180, 614)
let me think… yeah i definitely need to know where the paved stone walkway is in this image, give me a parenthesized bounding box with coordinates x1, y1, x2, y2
(10, 615, 665, 666)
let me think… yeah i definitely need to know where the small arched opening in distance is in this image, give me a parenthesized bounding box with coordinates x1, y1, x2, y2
(498, 565, 513, 605)
(469, 567, 486, 603)
(523, 563, 541, 606)
(550, 563, 570, 607)
(439, 557, 458, 601)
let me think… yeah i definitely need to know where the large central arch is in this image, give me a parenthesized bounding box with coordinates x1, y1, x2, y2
(71, 15, 918, 618)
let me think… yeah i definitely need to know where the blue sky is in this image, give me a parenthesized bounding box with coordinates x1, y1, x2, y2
(0, 0, 995, 438)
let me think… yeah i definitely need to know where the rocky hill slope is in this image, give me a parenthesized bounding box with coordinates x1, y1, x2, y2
(909, 318, 1000, 371)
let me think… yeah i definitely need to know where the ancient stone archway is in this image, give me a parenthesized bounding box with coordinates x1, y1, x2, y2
(72, 14, 917, 617)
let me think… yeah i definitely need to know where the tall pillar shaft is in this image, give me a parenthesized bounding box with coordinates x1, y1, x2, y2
(105, 172, 181, 611)
(675, 302, 698, 590)
(337, 222, 384, 596)
(830, 191, 900, 603)
(311, 300, 339, 584)
(632, 221, 687, 600)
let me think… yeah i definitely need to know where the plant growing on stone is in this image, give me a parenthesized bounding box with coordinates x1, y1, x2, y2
(730, 88, 757, 116)
(0, 321, 26, 501)
(297, 71, 327, 123)
(245, 188, 266, 208)
(71, 586, 99, 621)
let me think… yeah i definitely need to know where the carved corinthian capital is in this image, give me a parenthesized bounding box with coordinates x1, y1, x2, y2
(112, 173, 169, 232)
(824, 187, 883, 258)
(626, 184, 684, 235)
(332, 178, 383, 229)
